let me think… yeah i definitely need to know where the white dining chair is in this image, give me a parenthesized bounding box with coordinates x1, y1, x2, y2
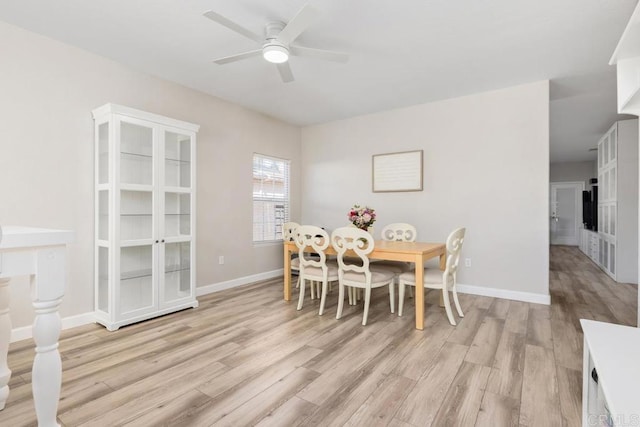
(380, 223, 417, 242)
(374, 222, 417, 273)
(370, 223, 418, 300)
(295, 225, 339, 315)
(283, 221, 303, 290)
(331, 227, 395, 326)
(397, 227, 466, 325)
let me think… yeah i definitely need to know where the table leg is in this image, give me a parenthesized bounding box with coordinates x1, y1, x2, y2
(31, 247, 65, 427)
(414, 254, 425, 330)
(439, 251, 446, 307)
(0, 278, 11, 410)
(32, 299, 62, 427)
(284, 244, 291, 301)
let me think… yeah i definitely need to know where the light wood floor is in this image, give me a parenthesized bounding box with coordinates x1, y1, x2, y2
(1, 246, 637, 426)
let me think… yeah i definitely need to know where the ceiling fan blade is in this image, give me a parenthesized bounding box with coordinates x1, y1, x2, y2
(277, 3, 320, 45)
(277, 62, 295, 83)
(203, 10, 263, 43)
(290, 45, 349, 63)
(213, 49, 262, 65)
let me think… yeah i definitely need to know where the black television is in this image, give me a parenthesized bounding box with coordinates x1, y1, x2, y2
(582, 185, 598, 231)
(582, 190, 592, 229)
(591, 185, 598, 231)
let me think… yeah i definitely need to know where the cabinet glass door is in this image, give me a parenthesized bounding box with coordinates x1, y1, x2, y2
(165, 131, 191, 189)
(120, 245, 155, 315)
(609, 242, 615, 275)
(165, 193, 190, 238)
(97, 247, 109, 313)
(121, 190, 153, 241)
(610, 128, 617, 163)
(162, 242, 191, 305)
(161, 129, 193, 306)
(120, 121, 153, 185)
(98, 122, 110, 185)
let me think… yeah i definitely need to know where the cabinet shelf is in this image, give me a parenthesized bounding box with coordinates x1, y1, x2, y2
(121, 269, 152, 281)
(166, 157, 190, 164)
(121, 151, 152, 159)
(165, 266, 191, 274)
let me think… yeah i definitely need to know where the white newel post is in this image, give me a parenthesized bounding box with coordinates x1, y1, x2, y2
(30, 246, 65, 427)
(0, 226, 72, 426)
(0, 278, 11, 410)
(31, 299, 62, 427)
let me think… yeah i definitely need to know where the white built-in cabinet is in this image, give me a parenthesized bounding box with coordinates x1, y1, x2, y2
(595, 120, 638, 283)
(580, 229, 599, 264)
(92, 104, 199, 330)
(612, 0, 640, 325)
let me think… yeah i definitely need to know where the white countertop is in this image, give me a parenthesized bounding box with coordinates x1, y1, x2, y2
(581, 319, 640, 421)
(0, 226, 74, 249)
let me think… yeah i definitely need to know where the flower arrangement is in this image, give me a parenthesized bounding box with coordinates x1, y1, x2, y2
(348, 204, 376, 231)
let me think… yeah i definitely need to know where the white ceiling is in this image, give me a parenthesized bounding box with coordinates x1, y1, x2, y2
(0, 0, 637, 162)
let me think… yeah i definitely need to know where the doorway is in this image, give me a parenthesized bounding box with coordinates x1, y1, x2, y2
(550, 181, 585, 246)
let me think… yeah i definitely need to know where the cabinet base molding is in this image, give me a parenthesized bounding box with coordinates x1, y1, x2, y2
(95, 301, 198, 331)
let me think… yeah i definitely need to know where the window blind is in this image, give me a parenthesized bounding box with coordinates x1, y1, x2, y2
(252, 154, 290, 242)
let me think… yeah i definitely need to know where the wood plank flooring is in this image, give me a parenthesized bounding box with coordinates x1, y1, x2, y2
(1, 245, 636, 426)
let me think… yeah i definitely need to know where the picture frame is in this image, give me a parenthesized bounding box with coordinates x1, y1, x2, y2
(372, 150, 423, 192)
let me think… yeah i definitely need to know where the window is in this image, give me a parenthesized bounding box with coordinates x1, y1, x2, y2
(253, 154, 290, 243)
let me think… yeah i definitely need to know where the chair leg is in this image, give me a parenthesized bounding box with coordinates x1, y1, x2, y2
(398, 282, 405, 316)
(310, 280, 315, 300)
(336, 283, 345, 320)
(362, 287, 372, 326)
(388, 282, 395, 314)
(452, 286, 464, 318)
(297, 278, 306, 311)
(348, 287, 353, 305)
(319, 280, 328, 316)
(442, 288, 456, 326)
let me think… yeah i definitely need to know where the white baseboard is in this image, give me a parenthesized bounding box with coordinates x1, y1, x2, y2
(456, 283, 550, 305)
(10, 270, 284, 343)
(196, 268, 285, 296)
(11, 311, 96, 343)
(9, 275, 547, 342)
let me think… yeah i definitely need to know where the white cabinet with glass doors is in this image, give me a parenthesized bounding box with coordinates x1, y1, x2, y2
(93, 104, 199, 330)
(596, 119, 638, 284)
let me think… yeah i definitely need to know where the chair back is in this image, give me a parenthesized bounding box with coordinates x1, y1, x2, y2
(331, 227, 375, 280)
(444, 227, 466, 281)
(295, 225, 330, 273)
(380, 223, 417, 242)
(283, 222, 300, 242)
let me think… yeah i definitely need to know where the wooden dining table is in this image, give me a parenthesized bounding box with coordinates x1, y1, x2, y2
(283, 240, 446, 330)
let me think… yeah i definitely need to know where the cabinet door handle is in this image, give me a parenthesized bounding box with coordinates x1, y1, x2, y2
(155, 240, 159, 244)
(161, 239, 165, 243)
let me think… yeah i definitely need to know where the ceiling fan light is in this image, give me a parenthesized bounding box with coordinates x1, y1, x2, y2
(263, 44, 289, 64)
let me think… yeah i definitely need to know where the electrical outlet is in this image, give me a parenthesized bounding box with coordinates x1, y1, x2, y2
(218, 256, 224, 265)
(464, 258, 471, 267)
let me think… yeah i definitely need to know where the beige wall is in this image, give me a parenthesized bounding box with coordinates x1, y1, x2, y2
(300, 81, 550, 298)
(0, 20, 552, 329)
(0, 22, 301, 328)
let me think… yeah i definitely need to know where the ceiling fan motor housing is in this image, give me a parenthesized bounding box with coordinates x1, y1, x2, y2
(264, 21, 286, 40)
(263, 22, 289, 63)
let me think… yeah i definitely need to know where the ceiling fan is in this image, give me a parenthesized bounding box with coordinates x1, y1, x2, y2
(203, 3, 349, 83)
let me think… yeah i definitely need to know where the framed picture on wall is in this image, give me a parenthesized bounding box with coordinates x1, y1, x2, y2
(372, 150, 423, 192)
